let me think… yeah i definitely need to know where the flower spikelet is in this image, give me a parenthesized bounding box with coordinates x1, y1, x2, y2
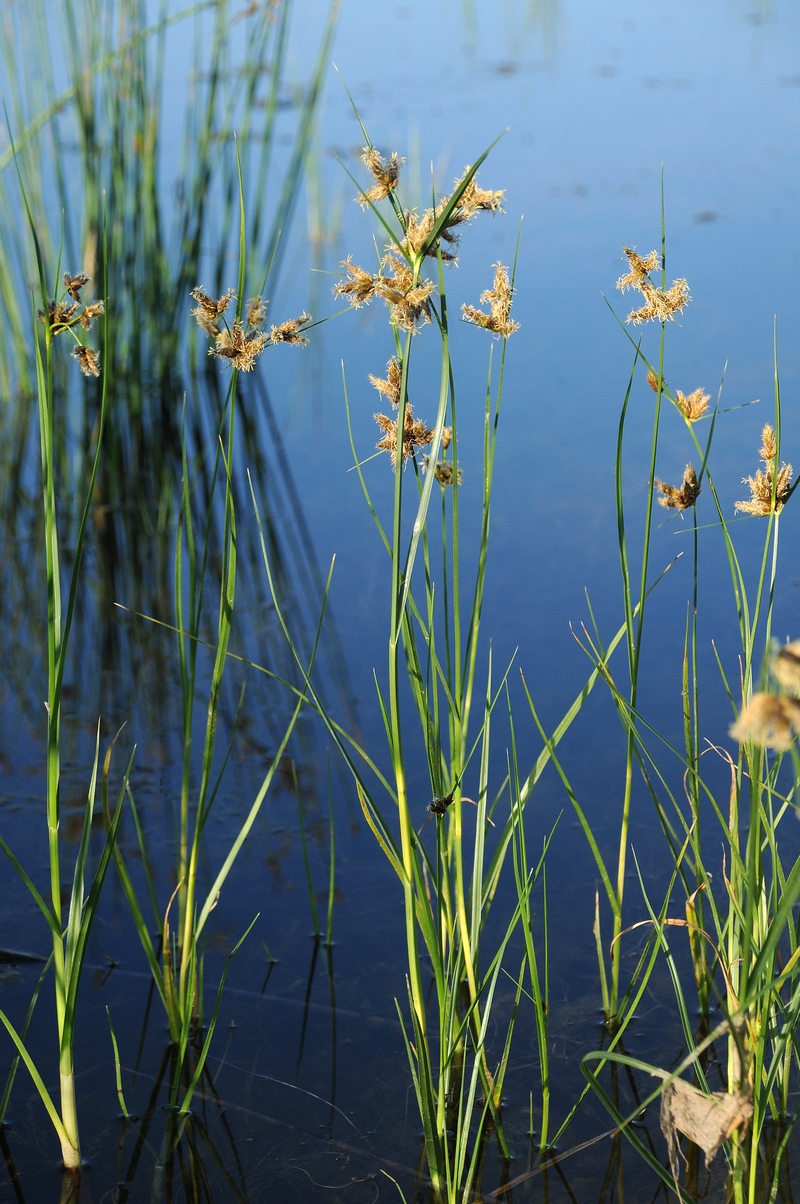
(675, 388, 710, 422)
(247, 296, 267, 327)
(333, 257, 379, 308)
(773, 641, 800, 696)
(656, 463, 700, 510)
(735, 424, 793, 516)
(616, 246, 690, 325)
(359, 146, 403, 205)
(462, 262, 519, 338)
(38, 300, 80, 332)
(369, 356, 402, 407)
(374, 405, 434, 468)
(71, 344, 100, 377)
(269, 312, 312, 346)
(191, 287, 236, 334)
(64, 272, 90, 301)
(80, 301, 105, 330)
(376, 254, 434, 332)
(730, 693, 800, 752)
(210, 321, 269, 371)
(647, 369, 666, 392)
(450, 170, 505, 223)
(616, 247, 661, 292)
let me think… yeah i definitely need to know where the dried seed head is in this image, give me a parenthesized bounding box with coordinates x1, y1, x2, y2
(64, 272, 90, 301)
(71, 344, 100, 377)
(269, 312, 312, 346)
(616, 247, 661, 293)
(675, 388, 710, 422)
(190, 286, 236, 334)
(462, 261, 519, 338)
(79, 300, 105, 330)
(247, 296, 267, 327)
(333, 257, 379, 308)
(773, 641, 800, 696)
(441, 426, 452, 451)
(210, 321, 269, 372)
(647, 369, 665, 392)
(375, 405, 434, 468)
(359, 147, 403, 205)
(655, 463, 701, 510)
(735, 424, 793, 516)
(730, 692, 800, 751)
(369, 356, 402, 407)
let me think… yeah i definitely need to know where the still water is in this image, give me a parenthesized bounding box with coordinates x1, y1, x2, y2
(2, 0, 800, 1199)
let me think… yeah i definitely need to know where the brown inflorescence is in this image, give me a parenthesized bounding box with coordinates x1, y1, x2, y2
(71, 344, 101, 378)
(462, 262, 519, 338)
(374, 406, 434, 469)
(399, 169, 505, 263)
(247, 296, 267, 327)
(647, 369, 666, 392)
(333, 257, 379, 308)
(190, 287, 236, 336)
(359, 146, 403, 206)
(773, 641, 800, 696)
(209, 321, 269, 372)
(269, 312, 312, 345)
(675, 388, 710, 422)
(734, 424, 793, 516)
(63, 272, 90, 302)
(655, 463, 701, 511)
(730, 693, 800, 752)
(369, 356, 403, 407)
(616, 245, 690, 326)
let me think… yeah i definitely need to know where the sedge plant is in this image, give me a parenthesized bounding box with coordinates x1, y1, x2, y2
(565, 208, 800, 1198)
(253, 118, 586, 1201)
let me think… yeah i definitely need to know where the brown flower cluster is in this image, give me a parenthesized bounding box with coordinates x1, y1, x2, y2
(37, 273, 104, 376)
(369, 356, 402, 407)
(333, 254, 435, 333)
(773, 641, 800, 695)
(730, 693, 800, 752)
(400, 168, 505, 263)
(374, 406, 434, 469)
(38, 274, 105, 334)
(656, 463, 700, 510)
(616, 246, 690, 326)
(675, 388, 710, 422)
(192, 287, 311, 369)
(190, 286, 236, 336)
(359, 146, 403, 206)
(647, 369, 665, 392)
(462, 262, 519, 338)
(734, 424, 793, 516)
(269, 312, 312, 345)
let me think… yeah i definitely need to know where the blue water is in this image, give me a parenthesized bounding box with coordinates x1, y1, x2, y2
(2, 1, 800, 1199)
